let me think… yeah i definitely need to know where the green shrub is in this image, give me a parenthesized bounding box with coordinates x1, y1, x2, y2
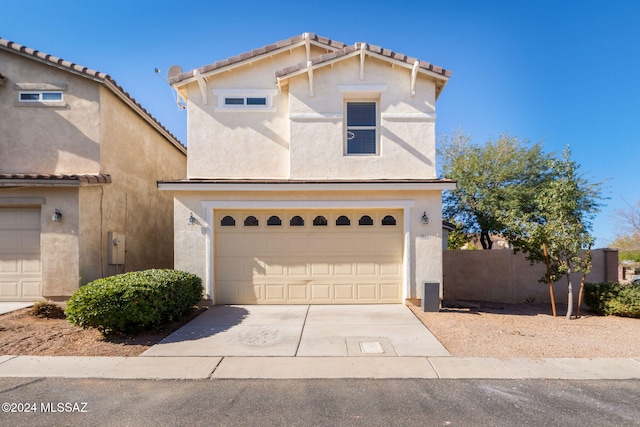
(584, 282, 640, 318)
(65, 269, 202, 334)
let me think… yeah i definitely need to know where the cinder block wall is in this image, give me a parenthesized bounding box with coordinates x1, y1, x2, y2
(443, 248, 618, 304)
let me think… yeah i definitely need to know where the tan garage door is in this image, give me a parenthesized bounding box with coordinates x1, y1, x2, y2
(215, 210, 403, 304)
(0, 208, 42, 301)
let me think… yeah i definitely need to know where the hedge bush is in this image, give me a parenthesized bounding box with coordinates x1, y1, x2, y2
(584, 282, 640, 318)
(65, 269, 203, 334)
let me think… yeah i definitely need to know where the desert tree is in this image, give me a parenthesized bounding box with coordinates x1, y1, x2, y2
(438, 130, 554, 249)
(503, 147, 604, 318)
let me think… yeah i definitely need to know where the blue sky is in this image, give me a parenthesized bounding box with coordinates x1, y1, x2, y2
(2, 0, 638, 246)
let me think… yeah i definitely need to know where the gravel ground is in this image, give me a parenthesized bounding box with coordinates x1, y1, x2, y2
(2, 303, 638, 359)
(408, 300, 640, 359)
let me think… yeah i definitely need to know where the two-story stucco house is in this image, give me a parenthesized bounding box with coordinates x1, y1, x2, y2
(0, 38, 187, 301)
(160, 33, 455, 305)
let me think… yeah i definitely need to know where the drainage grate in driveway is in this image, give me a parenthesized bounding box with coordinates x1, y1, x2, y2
(346, 337, 398, 357)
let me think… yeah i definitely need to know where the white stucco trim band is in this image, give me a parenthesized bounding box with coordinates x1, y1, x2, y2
(289, 112, 342, 122)
(200, 199, 416, 304)
(159, 181, 457, 192)
(381, 112, 436, 122)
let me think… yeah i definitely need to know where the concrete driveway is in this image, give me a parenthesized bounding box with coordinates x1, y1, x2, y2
(141, 304, 450, 357)
(0, 302, 33, 315)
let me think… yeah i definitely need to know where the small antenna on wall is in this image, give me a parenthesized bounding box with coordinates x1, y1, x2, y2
(154, 67, 186, 110)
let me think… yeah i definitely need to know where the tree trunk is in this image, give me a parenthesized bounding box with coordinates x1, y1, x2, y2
(566, 267, 574, 320)
(480, 231, 493, 250)
(543, 243, 557, 317)
(576, 270, 587, 319)
(576, 248, 592, 319)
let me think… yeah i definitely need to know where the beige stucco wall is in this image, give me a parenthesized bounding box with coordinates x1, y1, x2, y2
(443, 249, 619, 304)
(96, 87, 187, 277)
(0, 51, 101, 174)
(1, 49, 187, 299)
(182, 45, 439, 180)
(288, 56, 437, 179)
(185, 48, 316, 179)
(173, 189, 444, 301)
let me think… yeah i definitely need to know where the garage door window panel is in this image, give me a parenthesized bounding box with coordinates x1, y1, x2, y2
(267, 216, 282, 226)
(244, 215, 259, 227)
(336, 215, 351, 226)
(313, 215, 328, 226)
(221, 215, 236, 227)
(381, 215, 397, 226)
(290, 215, 305, 226)
(359, 215, 374, 226)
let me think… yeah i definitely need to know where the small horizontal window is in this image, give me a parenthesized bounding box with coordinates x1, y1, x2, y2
(214, 89, 277, 111)
(224, 96, 267, 106)
(19, 91, 63, 102)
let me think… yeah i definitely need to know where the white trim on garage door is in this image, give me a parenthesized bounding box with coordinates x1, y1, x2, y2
(0, 208, 42, 301)
(201, 200, 415, 304)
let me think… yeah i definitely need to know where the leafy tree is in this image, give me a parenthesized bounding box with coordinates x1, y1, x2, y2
(502, 147, 604, 318)
(445, 220, 469, 250)
(438, 131, 554, 249)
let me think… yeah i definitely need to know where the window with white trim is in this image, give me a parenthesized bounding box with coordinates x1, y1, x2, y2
(19, 91, 63, 102)
(213, 89, 277, 112)
(346, 101, 377, 155)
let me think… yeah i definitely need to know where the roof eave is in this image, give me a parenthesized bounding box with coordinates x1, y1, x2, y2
(170, 33, 344, 88)
(158, 179, 457, 192)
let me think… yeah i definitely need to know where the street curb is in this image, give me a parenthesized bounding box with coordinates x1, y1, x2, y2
(1, 356, 639, 380)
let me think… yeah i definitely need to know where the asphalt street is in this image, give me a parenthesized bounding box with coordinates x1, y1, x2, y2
(1, 378, 639, 426)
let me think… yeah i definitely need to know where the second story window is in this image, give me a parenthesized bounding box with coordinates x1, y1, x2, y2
(214, 89, 277, 112)
(19, 91, 63, 102)
(346, 102, 377, 155)
(224, 96, 267, 106)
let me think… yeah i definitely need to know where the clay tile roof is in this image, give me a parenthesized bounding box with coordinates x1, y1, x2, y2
(275, 41, 451, 79)
(0, 37, 185, 153)
(169, 33, 347, 85)
(0, 173, 112, 186)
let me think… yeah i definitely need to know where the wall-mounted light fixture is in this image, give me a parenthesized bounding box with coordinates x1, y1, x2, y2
(421, 211, 429, 225)
(52, 209, 62, 223)
(187, 212, 196, 226)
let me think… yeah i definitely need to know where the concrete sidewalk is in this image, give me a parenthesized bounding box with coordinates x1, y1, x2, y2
(1, 355, 639, 379)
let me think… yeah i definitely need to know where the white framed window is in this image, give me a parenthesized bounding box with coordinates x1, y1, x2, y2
(19, 91, 63, 102)
(345, 101, 378, 155)
(213, 89, 277, 112)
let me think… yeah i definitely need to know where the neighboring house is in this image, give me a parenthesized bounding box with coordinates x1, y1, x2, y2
(160, 33, 455, 304)
(0, 38, 187, 301)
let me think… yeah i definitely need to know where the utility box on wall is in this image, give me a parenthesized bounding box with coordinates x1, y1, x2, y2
(108, 231, 125, 265)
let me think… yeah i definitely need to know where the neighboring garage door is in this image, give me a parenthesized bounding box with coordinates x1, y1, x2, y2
(0, 208, 42, 300)
(215, 210, 403, 304)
